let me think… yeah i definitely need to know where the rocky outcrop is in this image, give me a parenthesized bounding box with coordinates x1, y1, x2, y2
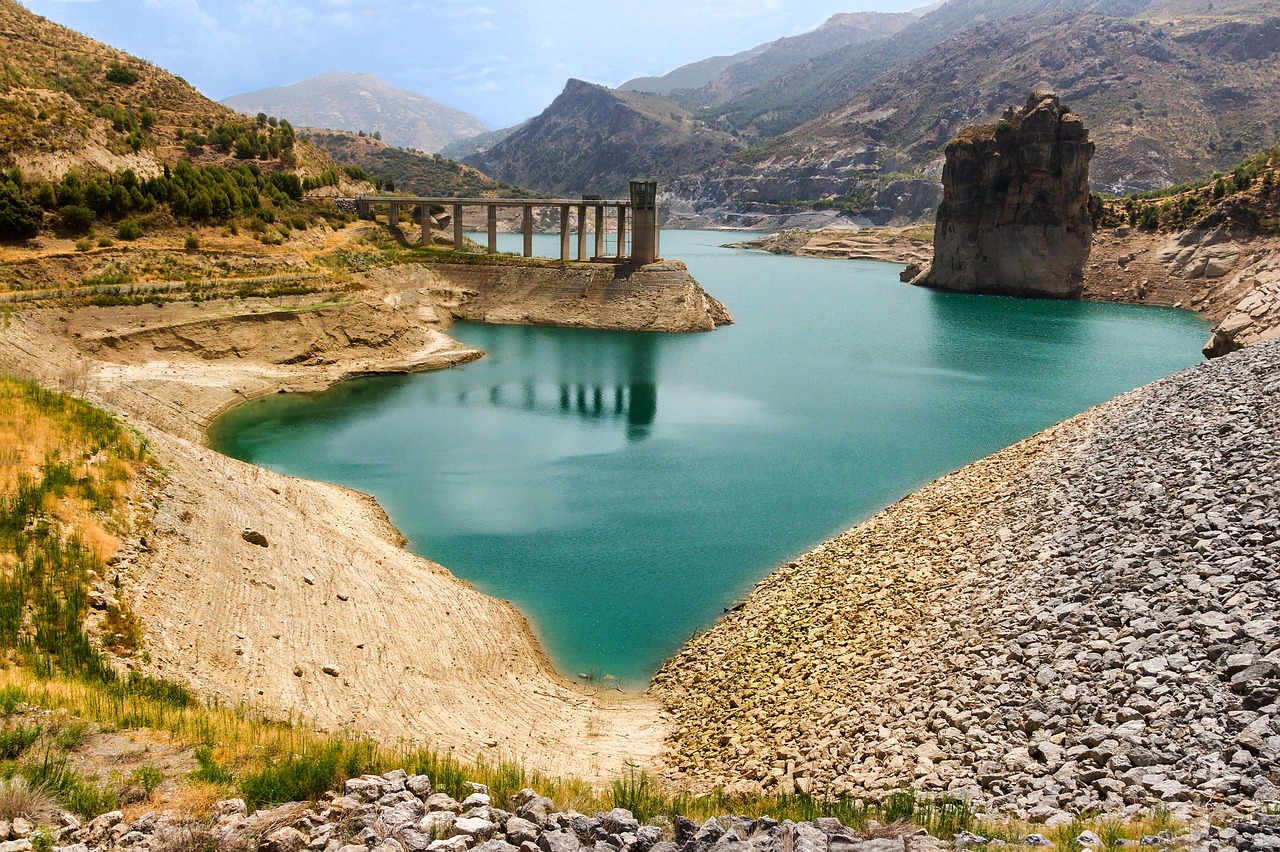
(1080, 226, 1280, 359)
(1204, 249, 1280, 357)
(918, 92, 1095, 298)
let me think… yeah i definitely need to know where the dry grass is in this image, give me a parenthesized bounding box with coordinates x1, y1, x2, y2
(0, 376, 143, 565)
(0, 776, 61, 822)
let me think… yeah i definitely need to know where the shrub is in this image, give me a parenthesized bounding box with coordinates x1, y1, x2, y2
(184, 232, 200, 250)
(191, 746, 234, 786)
(117, 219, 144, 241)
(0, 722, 41, 759)
(0, 776, 59, 822)
(59, 204, 95, 233)
(104, 66, 139, 86)
(239, 744, 346, 810)
(131, 764, 164, 797)
(97, 237, 115, 248)
(75, 237, 93, 252)
(0, 183, 42, 238)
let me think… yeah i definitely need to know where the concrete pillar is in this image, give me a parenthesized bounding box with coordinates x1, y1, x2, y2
(594, 205, 605, 259)
(357, 199, 370, 218)
(576, 204, 588, 261)
(418, 203, 429, 245)
(453, 204, 464, 250)
(560, 205, 571, 261)
(522, 205, 534, 258)
(388, 202, 400, 227)
(629, 180, 659, 265)
(487, 205, 498, 254)
(615, 205, 627, 259)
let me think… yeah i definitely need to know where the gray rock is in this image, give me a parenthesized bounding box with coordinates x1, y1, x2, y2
(953, 831, 989, 847)
(505, 818, 540, 847)
(426, 794, 464, 814)
(427, 839, 470, 852)
(536, 831, 580, 852)
(396, 831, 435, 852)
(516, 798, 554, 828)
(263, 827, 309, 852)
(448, 813, 491, 839)
(471, 842, 518, 852)
(599, 811, 639, 837)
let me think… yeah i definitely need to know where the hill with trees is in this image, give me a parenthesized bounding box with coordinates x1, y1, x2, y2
(302, 129, 535, 198)
(0, 0, 356, 243)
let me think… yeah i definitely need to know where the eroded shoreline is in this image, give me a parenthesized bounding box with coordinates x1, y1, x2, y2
(3, 235, 1275, 819)
(0, 254, 741, 781)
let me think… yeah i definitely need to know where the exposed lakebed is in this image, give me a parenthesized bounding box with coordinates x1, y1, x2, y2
(210, 231, 1210, 686)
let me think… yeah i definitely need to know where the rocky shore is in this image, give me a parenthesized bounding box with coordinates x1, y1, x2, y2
(654, 337, 1280, 822)
(15, 766, 1280, 852)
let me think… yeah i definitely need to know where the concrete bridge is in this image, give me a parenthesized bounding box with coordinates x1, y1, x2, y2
(340, 180, 661, 265)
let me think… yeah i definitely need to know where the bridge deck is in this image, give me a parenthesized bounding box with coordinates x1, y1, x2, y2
(351, 195, 634, 207)
(336, 180, 659, 264)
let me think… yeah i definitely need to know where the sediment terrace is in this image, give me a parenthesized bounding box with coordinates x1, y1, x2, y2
(0, 253, 731, 782)
(654, 338, 1279, 820)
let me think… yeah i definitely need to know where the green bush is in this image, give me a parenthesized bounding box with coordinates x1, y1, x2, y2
(116, 219, 144, 241)
(191, 746, 234, 786)
(0, 183, 42, 238)
(58, 203, 95, 233)
(104, 66, 139, 86)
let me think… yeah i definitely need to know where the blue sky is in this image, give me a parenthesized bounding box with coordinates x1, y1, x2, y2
(24, 0, 931, 129)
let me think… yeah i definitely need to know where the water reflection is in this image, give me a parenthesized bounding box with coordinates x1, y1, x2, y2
(454, 325, 661, 441)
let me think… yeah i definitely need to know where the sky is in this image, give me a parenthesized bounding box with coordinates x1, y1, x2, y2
(24, 0, 931, 129)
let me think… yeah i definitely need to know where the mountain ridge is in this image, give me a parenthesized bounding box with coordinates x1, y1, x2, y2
(223, 72, 487, 154)
(463, 79, 742, 197)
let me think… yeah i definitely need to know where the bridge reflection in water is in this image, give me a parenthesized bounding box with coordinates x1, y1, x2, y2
(450, 327, 660, 442)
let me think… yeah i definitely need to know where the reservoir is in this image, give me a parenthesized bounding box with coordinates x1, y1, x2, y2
(210, 230, 1210, 687)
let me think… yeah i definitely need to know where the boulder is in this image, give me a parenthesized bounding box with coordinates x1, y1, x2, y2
(920, 92, 1095, 298)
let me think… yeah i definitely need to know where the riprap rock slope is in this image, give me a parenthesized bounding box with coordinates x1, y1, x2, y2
(656, 337, 1280, 820)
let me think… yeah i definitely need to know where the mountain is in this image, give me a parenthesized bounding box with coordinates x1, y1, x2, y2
(440, 124, 524, 161)
(694, 0, 1184, 141)
(463, 80, 743, 197)
(618, 47, 771, 98)
(303, 129, 532, 198)
(682, 4, 1280, 216)
(663, 11, 920, 108)
(223, 72, 487, 154)
(0, 0, 331, 182)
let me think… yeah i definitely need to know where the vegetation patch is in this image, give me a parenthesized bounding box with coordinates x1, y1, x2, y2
(1100, 144, 1280, 232)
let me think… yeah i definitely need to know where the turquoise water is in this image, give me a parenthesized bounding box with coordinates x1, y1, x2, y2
(209, 231, 1210, 686)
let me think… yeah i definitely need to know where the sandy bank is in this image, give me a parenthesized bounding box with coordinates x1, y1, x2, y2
(0, 270, 677, 782)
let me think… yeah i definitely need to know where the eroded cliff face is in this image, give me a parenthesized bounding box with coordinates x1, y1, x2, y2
(425, 261, 733, 333)
(920, 92, 1095, 298)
